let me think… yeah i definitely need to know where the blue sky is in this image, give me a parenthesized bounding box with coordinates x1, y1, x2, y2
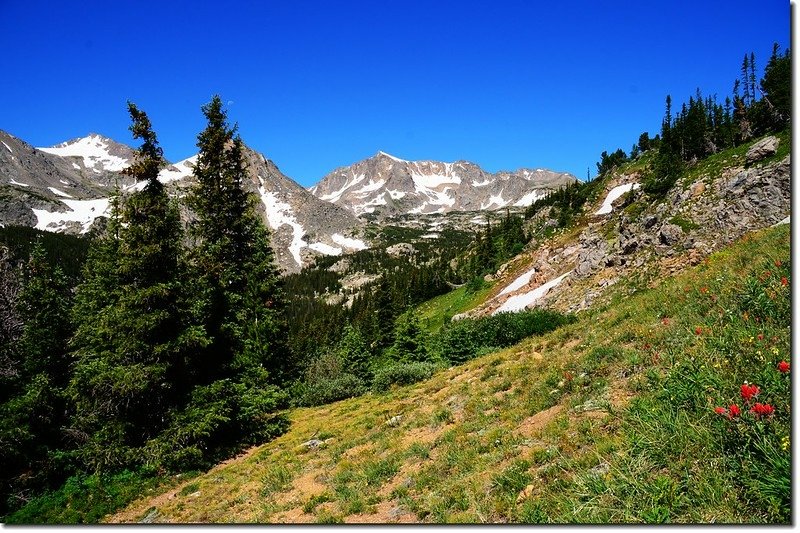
(0, 1, 790, 186)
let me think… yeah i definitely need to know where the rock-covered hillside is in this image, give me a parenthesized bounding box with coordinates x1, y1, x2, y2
(310, 151, 576, 217)
(455, 134, 791, 319)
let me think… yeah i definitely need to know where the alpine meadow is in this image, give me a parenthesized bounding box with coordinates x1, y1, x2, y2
(0, 1, 792, 525)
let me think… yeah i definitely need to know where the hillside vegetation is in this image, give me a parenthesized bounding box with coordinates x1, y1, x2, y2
(93, 223, 789, 524)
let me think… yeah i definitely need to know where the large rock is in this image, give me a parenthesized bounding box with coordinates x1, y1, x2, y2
(746, 136, 779, 164)
(575, 232, 609, 278)
(659, 223, 683, 245)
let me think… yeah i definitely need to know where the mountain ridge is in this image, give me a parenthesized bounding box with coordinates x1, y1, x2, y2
(310, 151, 577, 218)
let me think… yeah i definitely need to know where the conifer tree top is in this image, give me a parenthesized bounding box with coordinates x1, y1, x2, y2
(123, 102, 166, 188)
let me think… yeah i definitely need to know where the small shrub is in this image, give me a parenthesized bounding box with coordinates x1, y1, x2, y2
(372, 362, 440, 392)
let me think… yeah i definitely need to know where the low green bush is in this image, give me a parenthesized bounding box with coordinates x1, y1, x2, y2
(435, 309, 574, 364)
(372, 362, 440, 392)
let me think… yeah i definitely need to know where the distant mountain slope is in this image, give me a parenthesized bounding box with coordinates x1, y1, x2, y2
(309, 151, 577, 217)
(0, 131, 365, 273)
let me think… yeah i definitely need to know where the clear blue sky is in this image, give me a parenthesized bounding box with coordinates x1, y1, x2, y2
(0, 1, 791, 186)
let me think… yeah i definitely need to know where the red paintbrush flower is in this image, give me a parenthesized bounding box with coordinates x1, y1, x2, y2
(740, 384, 760, 402)
(728, 404, 741, 417)
(777, 361, 790, 373)
(750, 403, 775, 418)
(714, 407, 727, 416)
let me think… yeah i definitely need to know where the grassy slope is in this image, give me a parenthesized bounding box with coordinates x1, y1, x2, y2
(107, 223, 790, 524)
(416, 282, 494, 333)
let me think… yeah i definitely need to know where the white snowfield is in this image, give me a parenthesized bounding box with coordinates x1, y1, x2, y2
(498, 267, 537, 296)
(2, 141, 13, 153)
(318, 173, 366, 203)
(10, 178, 30, 187)
(493, 272, 570, 315)
(595, 183, 640, 215)
(38, 134, 129, 172)
(257, 186, 307, 268)
(33, 198, 110, 234)
(480, 192, 508, 210)
(513, 190, 545, 207)
(331, 233, 367, 250)
(48, 187, 74, 198)
(158, 155, 198, 183)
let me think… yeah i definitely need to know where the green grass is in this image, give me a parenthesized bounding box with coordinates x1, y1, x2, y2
(416, 282, 494, 333)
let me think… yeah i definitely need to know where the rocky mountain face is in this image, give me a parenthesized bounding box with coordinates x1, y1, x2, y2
(0, 130, 364, 274)
(455, 135, 791, 319)
(239, 149, 366, 273)
(309, 151, 577, 218)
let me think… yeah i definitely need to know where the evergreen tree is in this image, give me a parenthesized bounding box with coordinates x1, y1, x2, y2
(186, 95, 289, 385)
(760, 44, 791, 129)
(67, 103, 205, 472)
(337, 324, 372, 382)
(387, 310, 430, 363)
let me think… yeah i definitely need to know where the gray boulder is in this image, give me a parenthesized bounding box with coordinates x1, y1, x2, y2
(746, 136, 779, 164)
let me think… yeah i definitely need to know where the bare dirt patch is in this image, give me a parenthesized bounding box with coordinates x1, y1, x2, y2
(516, 404, 565, 438)
(274, 468, 328, 506)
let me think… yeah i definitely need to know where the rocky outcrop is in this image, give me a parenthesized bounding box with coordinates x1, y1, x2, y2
(745, 135, 779, 164)
(461, 138, 791, 317)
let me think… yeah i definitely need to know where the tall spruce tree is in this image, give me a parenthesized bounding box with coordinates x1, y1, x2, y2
(67, 104, 205, 472)
(186, 95, 289, 385)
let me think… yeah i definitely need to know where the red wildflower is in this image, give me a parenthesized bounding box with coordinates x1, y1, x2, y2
(777, 361, 790, 373)
(728, 404, 741, 417)
(781, 277, 788, 286)
(695, 327, 703, 335)
(775, 260, 782, 267)
(750, 403, 775, 418)
(757, 333, 764, 341)
(700, 287, 709, 294)
(714, 407, 728, 416)
(740, 384, 760, 402)
(661, 317, 670, 326)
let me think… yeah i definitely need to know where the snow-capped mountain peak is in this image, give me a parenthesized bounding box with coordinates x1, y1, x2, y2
(310, 152, 577, 218)
(38, 133, 135, 173)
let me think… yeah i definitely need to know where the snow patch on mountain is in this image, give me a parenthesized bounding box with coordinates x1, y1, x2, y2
(318, 173, 366, 202)
(48, 187, 74, 198)
(378, 151, 407, 163)
(493, 272, 570, 314)
(10, 178, 30, 187)
(352, 178, 386, 196)
(258, 186, 306, 268)
(38, 134, 129, 172)
(499, 267, 537, 296)
(595, 183, 640, 215)
(32, 198, 110, 234)
(2, 141, 12, 153)
(159, 155, 198, 183)
(513, 190, 545, 207)
(308, 242, 342, 255)
(331, 233, 367, 250)
(480, 192, 507, 210)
